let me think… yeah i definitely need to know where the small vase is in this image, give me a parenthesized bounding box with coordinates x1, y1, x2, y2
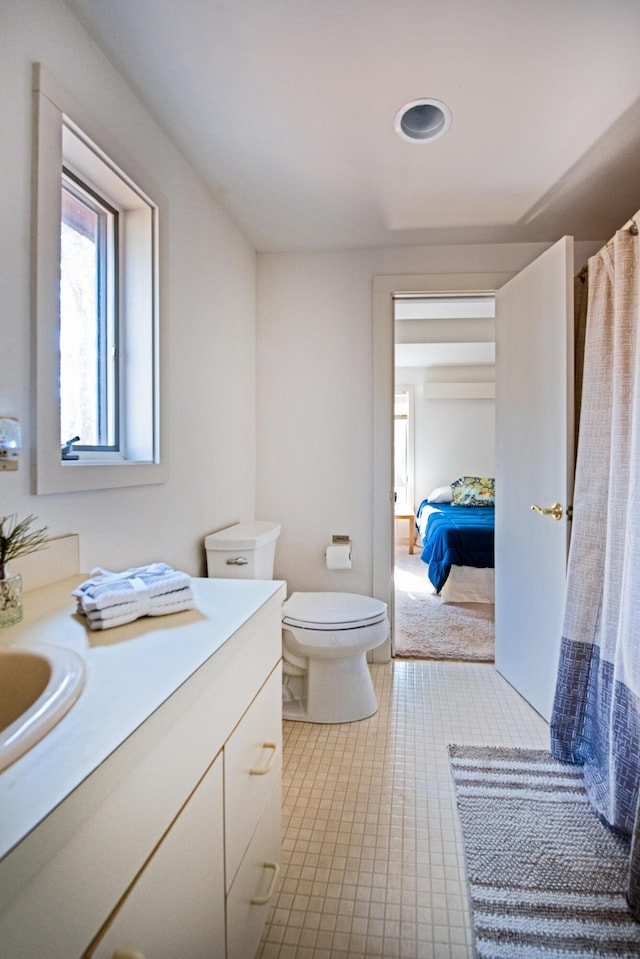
(0, 572, 23, 628)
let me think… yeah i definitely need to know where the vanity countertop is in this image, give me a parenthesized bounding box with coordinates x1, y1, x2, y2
(0, 575, 285, 862)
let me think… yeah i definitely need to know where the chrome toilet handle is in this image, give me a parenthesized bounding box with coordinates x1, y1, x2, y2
(226, 556, 248, 566)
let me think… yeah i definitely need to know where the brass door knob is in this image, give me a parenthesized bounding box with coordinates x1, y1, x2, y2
(530, 502, 563, 521)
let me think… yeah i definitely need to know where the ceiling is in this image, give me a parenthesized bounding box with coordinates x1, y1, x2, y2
(62, 0, 640, 254)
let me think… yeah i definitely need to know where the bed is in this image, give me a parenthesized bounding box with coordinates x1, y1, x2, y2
(416, 476, 495, 604)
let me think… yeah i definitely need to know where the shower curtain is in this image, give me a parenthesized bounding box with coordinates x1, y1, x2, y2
(550, 223, 640, 916)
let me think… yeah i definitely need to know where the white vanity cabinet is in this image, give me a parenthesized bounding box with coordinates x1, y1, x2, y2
(0, 578, 286, 959)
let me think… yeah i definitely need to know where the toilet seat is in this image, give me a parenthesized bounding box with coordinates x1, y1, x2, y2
(282, 592, 387, 631)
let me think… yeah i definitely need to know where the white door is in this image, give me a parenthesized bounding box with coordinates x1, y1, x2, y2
(495, 237, 574, 720)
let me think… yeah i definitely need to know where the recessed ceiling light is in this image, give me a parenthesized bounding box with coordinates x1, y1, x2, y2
(394, 98, 452, 143)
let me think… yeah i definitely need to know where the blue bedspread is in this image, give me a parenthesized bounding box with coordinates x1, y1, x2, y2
(417, 502, 495, 593)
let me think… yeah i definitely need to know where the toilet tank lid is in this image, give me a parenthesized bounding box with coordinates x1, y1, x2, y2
(204, 521, 281, 550)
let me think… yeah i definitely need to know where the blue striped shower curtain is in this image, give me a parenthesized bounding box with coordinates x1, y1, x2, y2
(550, 226, 640, 917)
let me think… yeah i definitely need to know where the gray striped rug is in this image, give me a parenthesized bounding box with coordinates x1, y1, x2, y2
(449, 745, 640, 959)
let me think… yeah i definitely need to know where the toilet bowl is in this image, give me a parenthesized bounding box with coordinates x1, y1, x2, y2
(205, 523, 389, 724)
(281, 592, 388, 723)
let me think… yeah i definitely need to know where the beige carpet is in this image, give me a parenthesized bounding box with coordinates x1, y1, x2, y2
(394, 546, 494, 661)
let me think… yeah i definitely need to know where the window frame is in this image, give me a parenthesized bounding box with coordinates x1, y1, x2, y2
(32, 63, 167, 494)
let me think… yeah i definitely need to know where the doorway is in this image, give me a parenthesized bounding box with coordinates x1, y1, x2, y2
(371, 271, 513, 661)
(373, 240, 579, 718)
(392, 293, 496, 661)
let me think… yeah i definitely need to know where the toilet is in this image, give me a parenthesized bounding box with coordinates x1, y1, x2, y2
(280, 591, 388, 723)
(204, 522, 389, 723)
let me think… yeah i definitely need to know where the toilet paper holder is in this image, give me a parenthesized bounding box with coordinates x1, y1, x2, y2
(326, 536, 352, 570)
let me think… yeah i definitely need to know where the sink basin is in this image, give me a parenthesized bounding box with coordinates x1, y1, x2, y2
(0, 645, 86, 772)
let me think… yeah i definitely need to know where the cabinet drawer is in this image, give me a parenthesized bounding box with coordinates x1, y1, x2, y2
(226, 779, 281, 959)
(224, 664, 282, 887)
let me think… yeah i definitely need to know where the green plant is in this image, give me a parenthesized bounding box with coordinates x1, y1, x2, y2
(0, 514, 48, 581)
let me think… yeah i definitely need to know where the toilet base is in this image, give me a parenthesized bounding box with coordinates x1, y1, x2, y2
(282, 652, 378, 723)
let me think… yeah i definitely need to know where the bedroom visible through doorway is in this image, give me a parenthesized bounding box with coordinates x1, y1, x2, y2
(393, 293, 496, 662)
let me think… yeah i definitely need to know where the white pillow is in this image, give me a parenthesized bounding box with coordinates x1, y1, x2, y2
(427, 485, 453, 504)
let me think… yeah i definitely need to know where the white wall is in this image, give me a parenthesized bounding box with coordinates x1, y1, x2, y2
(396, 366, 495, 505)
(1, 0, 258, 576)
(256, 241, 600, 594)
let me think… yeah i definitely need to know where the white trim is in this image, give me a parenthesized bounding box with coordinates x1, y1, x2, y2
(32, 63, 167, 494)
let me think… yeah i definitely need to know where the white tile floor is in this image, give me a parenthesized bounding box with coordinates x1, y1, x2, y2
(257, 660, 549, 959)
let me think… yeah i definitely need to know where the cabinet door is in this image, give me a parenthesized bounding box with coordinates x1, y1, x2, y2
(86, 753, 225, 959)
(224, 665, 282, 887)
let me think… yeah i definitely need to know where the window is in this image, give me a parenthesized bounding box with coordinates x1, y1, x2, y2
(33, 64, 166, 493)
(394, 387, 414, 513)
(60, 169, 118, 452)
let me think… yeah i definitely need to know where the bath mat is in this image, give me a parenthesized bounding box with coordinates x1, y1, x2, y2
(394, 547, 494, 661)
(449, 744, 640, 958)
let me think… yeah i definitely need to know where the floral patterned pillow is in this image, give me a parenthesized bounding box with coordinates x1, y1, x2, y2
(451, 476, 495, 506)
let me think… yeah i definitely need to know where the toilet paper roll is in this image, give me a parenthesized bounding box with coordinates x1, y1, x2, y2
(326, 544, 352, 570)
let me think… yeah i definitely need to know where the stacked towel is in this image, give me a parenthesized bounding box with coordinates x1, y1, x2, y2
(73, 563, 195, 630)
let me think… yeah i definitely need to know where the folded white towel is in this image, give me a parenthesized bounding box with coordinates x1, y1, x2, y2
(74, 563, 191, 613)
(85, 584, 194, 623)
(85, 589, 196, 630)
(73, 563, 195, 630)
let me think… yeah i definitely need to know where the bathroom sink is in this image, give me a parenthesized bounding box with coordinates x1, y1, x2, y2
(0, 645, 86, 772)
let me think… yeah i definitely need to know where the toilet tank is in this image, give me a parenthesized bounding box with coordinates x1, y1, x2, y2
(204, 521, 281, 580)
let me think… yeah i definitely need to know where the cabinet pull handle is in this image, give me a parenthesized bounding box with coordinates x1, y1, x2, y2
(250, 861, 280, 905)
(250, 741, 277, 776)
